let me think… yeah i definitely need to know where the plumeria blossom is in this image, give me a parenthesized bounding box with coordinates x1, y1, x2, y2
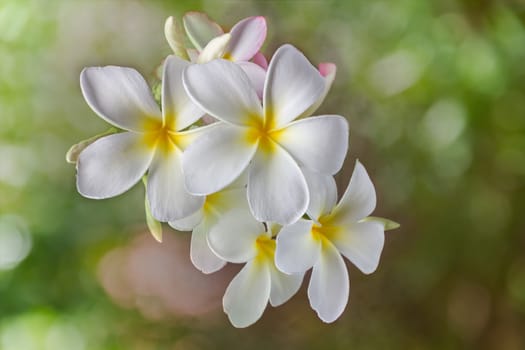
(208, 209, 303, 328)
(275, 161, 397, 323)
(165, 13, 267, 96)
(68, 10, 398, 328)
(169, 177, 248, 274)
(77, 55, 209, 222)
(182, 44, 349, 225)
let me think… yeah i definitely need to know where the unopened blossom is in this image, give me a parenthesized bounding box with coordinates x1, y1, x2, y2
(275, 161, 396, 322)
(208, 209, 303, 328)
(182, 44, 349, 225)
(77, 55, 208, 222)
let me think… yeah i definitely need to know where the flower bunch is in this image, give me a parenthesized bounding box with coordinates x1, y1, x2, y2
(67, 12, 398, 328)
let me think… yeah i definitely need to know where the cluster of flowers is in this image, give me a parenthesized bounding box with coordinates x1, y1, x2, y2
(67, 12, 398, 328)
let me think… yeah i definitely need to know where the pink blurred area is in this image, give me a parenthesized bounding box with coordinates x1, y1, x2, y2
(97, 230, 238, 322)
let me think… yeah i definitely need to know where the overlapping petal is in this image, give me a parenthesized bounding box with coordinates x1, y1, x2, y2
(300, 62, 337, 118)
(308, 241, 349, 323)
(279, 115, 348, 175)
(183, 11, 223, 51)
(164, 16, 189, 59)
(168, 208, 203, 231)
(237, 61, 266, 98)
(207, 209, 264, 263)
(332, 160, 376, 223)
(275, 219, 320, 274)
(147, 149, 204, 222)
(302, 170, 338, 221)
(80, 66, 161, 132)
(182, 123, 257, 195)
(268, 264, 303, 307)
(225, 16, 267, 62)
(223, 260, 271, 328)
(247, 146, 309, 225)
(183, 59, 263, 126)
(263, 45, 325, 128)
(77, 132, 154, 199)
(162, 56, 204, 131)
(190, 222, 226, 274)
(197, 33, 231, 64)
(332, 221, 385, 274)
(252, 52, 268, 70)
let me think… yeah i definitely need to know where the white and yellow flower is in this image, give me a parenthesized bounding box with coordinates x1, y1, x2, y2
(181, 44, 349, 225)
(169, 177, 248, 274)
(208, 209, 303, 328)
(77, 55, 209, 222)
(275, 161, 397, 322)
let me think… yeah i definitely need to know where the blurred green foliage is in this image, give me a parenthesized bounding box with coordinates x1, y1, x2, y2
(1, 0, 524, 349)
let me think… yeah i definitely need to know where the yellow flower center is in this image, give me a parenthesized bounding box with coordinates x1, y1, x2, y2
(254, 234, 276, 263)
(244, 111, 285, 155)
(311, 215, 341, 245)
(141, 117, 192, 155)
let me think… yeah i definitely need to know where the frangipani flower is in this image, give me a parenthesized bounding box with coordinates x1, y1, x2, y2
(165, 14, 267, 97)
(182, 44, 349, 225)
(77, 55, 208, 222)
(180, 12, 267, 63)
(169, 178, 248, 274)
(208, 209, 303, 328)
(275, 161, 396, 323)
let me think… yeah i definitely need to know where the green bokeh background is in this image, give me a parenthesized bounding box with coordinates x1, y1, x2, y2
(1, 0, 524, 349)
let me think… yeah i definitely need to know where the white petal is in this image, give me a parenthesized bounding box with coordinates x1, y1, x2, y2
(182, 123, 257, 195)
(247, 146, 309, 225)
(302, 169, 337, 221)
(182, 11, 223, 51)
(237, 61, 266, 99)
(332, 221, 384, 274)
(308, 242, 349, 323)
(197, 33, 231, 64)
(207, 209, 264, 263)
(300, 62, 337, 118)
(279, 115, 349, 175)
(183, 59, 263, 126)
(174, 122, 220, 151)
(80, 66, 161, 132)
(190, 222, 226, 274)
(333, 160, 377, 223)
(77, 132, 153, 199)
(223, 260, 271, 328)
(164, 16, 189, 59)
(275, 219, 320, 274)
(225, 16, 267, 62)
(147, 148, 204, 222)
(168, 208, 203, 231)
(162, 56, 204, 131)
(204, 187, 249, 221)
(268, 264, 303, 307)
(263, 45, 325, 128)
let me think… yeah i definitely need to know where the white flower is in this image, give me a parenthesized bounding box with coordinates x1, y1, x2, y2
(208, 209, 303, 328)
(164, 13, 267, 99)
(169, 176, 248, 274)
(77, 55, 208, 222)
(275, 161, 390, 323)
(178, 12, 267, 63)
(181, 44, 349, 225)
